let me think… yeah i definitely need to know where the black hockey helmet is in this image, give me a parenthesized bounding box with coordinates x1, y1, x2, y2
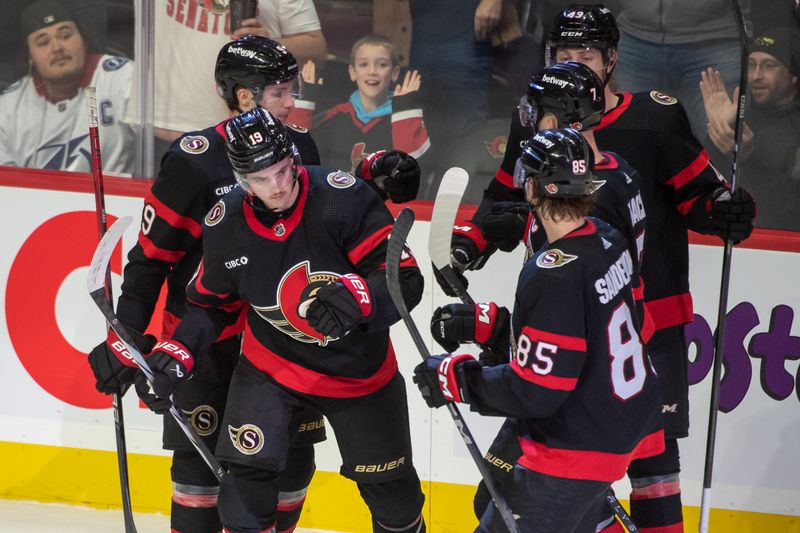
(518, 62, 605, 131)
(224, 107, 301, 191)
(546, 4, 619, 65)
(215, 35, 300, 110)
(513, 128, 602, 198)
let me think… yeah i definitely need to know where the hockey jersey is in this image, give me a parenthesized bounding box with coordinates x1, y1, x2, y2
(465, 217, 664, 482)
(484, 92, 727, 332)
(173, 166, 422, 398)
(116, 120, 319, 339)
(0, 54, 134, 174)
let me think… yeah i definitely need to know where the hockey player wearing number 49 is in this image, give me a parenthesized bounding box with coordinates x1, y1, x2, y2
(416, 128, 665, 533)
(141, 107, 427, 533)
(86, 35, 421, 533)
(444, 5, 757, 532)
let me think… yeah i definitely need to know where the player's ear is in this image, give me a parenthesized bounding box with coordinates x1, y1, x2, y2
(348, 64, 357, 83)
(236, 87, 254, 112)
(606, 49, 618, 71)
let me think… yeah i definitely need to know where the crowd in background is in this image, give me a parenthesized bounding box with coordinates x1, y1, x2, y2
(0, 0, 797, 231)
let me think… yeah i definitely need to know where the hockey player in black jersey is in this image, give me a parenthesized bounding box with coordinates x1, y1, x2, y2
(86, 36, 421, 533)
(142, 107, 426, 533)
(432, 59, 654, 527)
(437, 6, 757, 532)
(417, 129, 664, 533)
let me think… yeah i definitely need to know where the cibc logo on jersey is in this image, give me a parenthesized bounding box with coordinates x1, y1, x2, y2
(251, 261, 341, 345)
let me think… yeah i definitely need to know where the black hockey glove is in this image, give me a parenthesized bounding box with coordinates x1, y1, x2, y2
(145, 340, 195, 398)
(133, 371, 171, 414)
(433, 224, 495, 297)
(306, 274, 372, 338)
(88, 327, 156, 394)
(708, 187, 756, 244)
(480, 201, 530, 252)
(356, 150, 420, 203)
(430, 303, 510, 363)
(413, 354, 480, 408)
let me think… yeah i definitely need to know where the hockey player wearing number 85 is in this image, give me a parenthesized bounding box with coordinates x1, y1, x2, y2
(144, 107, 426, 533)
(415, 129, 664, 533)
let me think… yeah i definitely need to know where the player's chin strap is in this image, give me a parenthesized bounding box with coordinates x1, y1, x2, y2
(699, 2, 749, 532)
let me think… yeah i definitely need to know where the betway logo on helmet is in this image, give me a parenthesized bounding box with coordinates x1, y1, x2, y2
(533, 133, 555, 148)
(541, 74, 570, 89)
(226, 45, 258, 59)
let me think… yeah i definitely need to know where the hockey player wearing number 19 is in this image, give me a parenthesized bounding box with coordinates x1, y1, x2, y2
(415, 129, 664, 533)
(142, 107, 427, 533)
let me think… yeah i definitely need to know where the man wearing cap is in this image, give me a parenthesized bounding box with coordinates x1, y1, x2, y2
(0, 0, 134, 174)
(701, 27, 800, 229)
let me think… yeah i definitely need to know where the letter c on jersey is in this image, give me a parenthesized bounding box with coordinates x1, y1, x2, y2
(6, 212, 121, 408)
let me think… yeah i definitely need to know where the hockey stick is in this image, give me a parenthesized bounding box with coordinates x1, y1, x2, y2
(429, 170, 641, 533)
(87, 217, 226, 482)
(86, 86, 137, 533)
(386, 208, 520, 533)
(699, 2, 749, 531)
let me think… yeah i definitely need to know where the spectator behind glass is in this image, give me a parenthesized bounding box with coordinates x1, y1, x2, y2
(124, 0, 327, 157)
(0, 0, 134, 174)
(294, 34, 431, 174)
(700, 27, 800, 230)
(0, 0, 108, 89)
(609, 0, 751, 140)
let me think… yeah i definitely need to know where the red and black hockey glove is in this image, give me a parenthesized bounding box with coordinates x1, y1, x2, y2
(307, 274, 373, 339)
(433, 222, 496, 297)
(430, 303, 510, 365)
(146, 340, 195, 398)
(708, 187, 756, 244)
(88, 327, 156, 394)
(356, 150, 420, 203)
(412, 354, 480, 408)
(133, 372, 172, 414)
(480, 201, 530, 252)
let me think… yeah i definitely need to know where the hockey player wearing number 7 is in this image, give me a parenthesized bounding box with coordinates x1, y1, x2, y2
(415, 128, 664, 533)
(136, 107, 427, 533)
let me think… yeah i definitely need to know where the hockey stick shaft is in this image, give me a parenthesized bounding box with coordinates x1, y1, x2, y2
(428, 176, 639, 533)
(88, 218, 226, 482)
(387, 208, 520, 533)
(87, 87, 137, 533)
(699, 3, 749, 532)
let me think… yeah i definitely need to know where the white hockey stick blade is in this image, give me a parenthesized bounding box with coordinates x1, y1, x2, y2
(428, 167, 469, 271)
(87, 216, 132, 294)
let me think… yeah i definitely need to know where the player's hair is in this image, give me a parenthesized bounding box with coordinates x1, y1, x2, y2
(350, 34, 400, 67)
(526, 180, 594, 222)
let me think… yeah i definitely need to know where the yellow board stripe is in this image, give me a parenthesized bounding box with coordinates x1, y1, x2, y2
(1, 442, 798, 532)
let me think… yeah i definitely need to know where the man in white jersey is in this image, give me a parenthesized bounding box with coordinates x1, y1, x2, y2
(0, 0, 134, 175)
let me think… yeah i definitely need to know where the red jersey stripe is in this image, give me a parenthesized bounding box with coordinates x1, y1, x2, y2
(520, 325, 587, 352)
(595, 92, 633, 131)
(645, 293, 693, 330)
(665, 150, 710, 190)
(241, 323, 398, 398)
(347, 225, 392, 265)
(517, 429, 665, 482)
(495, 166, 515, 189)
(144, 191, 203, 238)
(138, 233, 186, 263)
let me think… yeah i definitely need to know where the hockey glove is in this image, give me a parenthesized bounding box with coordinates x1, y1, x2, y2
(88, 327, 156, 394)
(307, 274, 373, 338)
(430, 303, 510, 362)
(146, 340, 195, 398)
(480, 201, 530, 252)
(708, 187, 756, 244)
(412, 354, 480, 408)
(356, 150, 421, 203)
(133, 371, 172, 414)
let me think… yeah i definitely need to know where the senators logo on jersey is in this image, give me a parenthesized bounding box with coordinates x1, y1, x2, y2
(252, 261, 341, 345)
(228, 424, 264, 455)
(536, 249, 578, 269)
(182, 404, 218, 437)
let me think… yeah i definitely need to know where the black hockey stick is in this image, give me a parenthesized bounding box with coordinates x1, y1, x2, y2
(700, 1, 749, 531)
(86, 87, 137, 533)
(386, 208, 520, 533)
(429, 170, 641, 533)
(87, 217, 226, 482)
